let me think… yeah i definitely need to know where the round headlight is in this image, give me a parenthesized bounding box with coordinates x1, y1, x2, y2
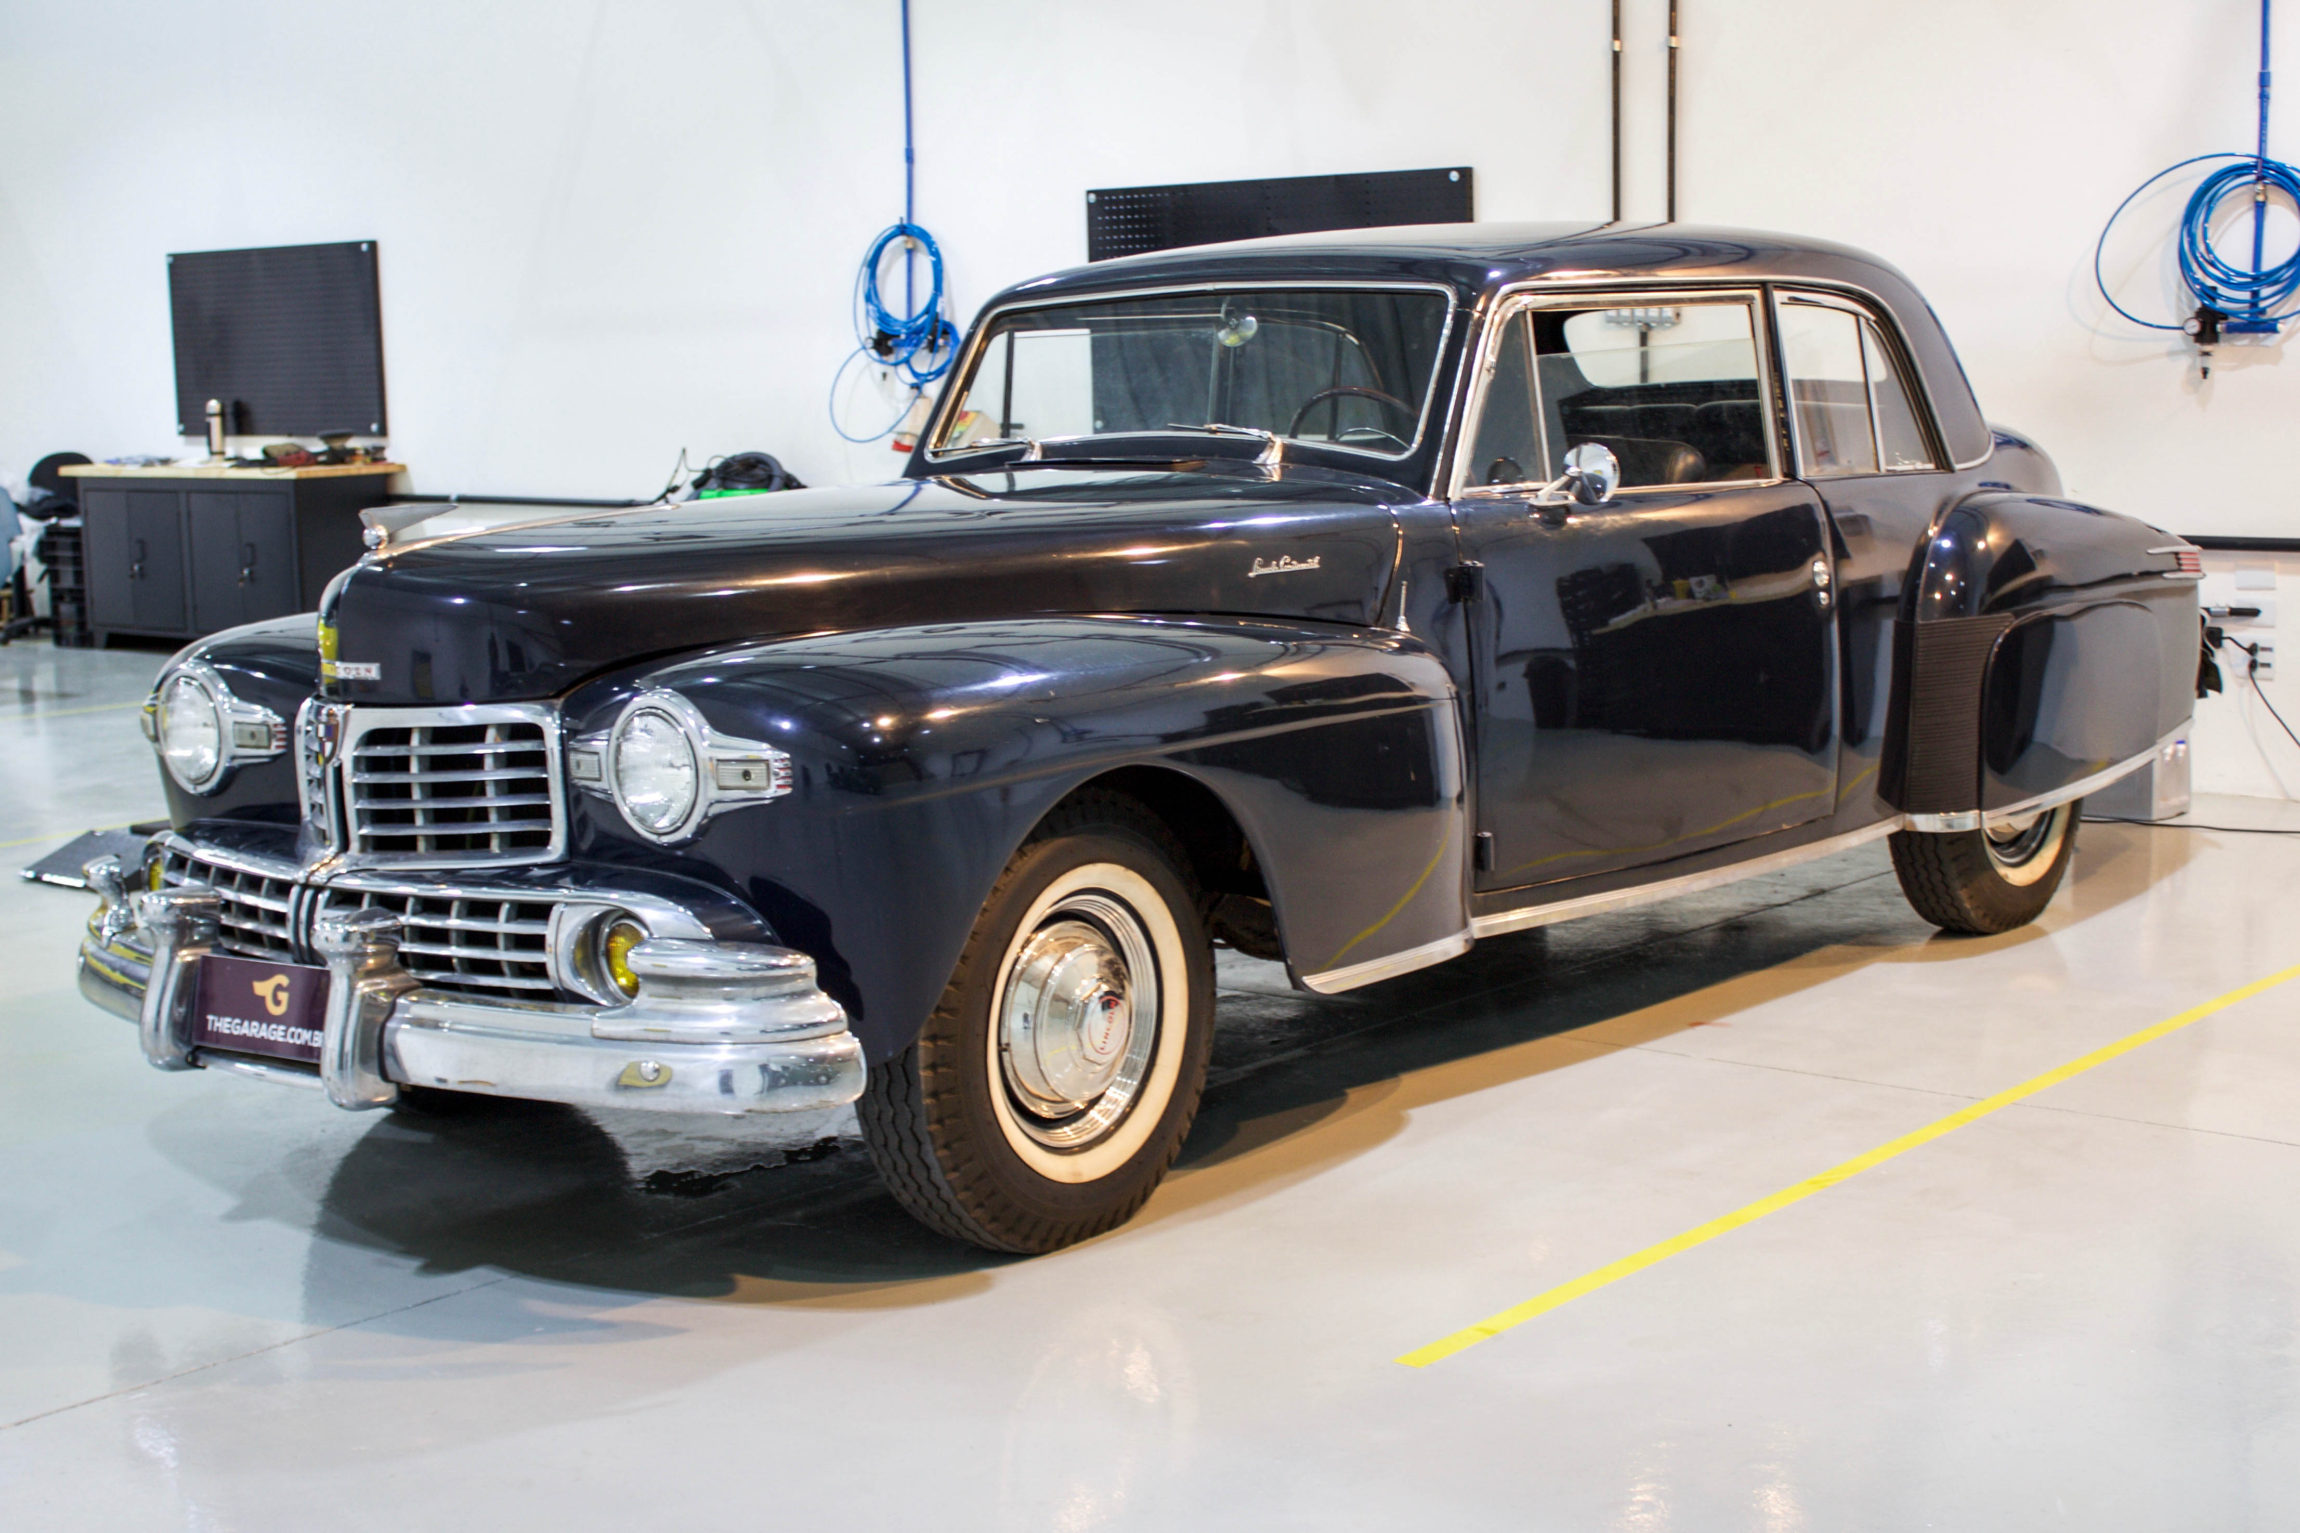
(612, 706, 700, 837)
(157, 671, 225, 791)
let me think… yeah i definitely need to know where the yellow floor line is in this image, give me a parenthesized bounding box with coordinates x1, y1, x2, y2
(8, 700, 141, 720)
(1397, 961, 2300, 1368)
(0, 822, 147, 852)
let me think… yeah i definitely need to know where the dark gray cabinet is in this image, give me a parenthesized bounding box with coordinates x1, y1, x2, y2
(85, 489, 188, 635)
(68, 467, 397, 645)
(189, 491, 299, 633)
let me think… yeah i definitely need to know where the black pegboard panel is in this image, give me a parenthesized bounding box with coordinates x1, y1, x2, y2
(1086, 167, 1472, 262)
(169, 240, 386, 437)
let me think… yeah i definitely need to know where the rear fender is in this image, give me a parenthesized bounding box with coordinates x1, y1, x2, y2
(1884, 493, 2195, 823)
(566, 617, 1467, 1061)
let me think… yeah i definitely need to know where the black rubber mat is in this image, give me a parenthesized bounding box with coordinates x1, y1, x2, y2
(20, 826, 163, 889)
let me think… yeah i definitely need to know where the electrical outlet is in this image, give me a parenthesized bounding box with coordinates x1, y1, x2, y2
(2253, 640, 2276, 680)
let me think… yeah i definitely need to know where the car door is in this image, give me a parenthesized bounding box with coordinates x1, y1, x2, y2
(1452, 287, 1838, 891)
(1771, 288, 1958, 813)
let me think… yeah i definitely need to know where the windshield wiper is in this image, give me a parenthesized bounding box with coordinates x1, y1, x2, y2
(1161, 422, 1284, 465)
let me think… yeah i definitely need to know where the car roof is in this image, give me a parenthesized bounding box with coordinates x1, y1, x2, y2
(984, 221, 1992, 469)
(1003, 221, 1917, 305)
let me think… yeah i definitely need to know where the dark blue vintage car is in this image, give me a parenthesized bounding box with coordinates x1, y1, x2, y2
(80, 224, 2201, 1251)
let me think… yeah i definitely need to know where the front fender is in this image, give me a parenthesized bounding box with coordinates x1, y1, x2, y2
(1886, 493, 2194, 818)
(155, 615, 322, 828)
(566, 616, 1466, 1061)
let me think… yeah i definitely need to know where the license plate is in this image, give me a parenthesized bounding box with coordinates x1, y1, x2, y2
(194, 954, 332, 1065)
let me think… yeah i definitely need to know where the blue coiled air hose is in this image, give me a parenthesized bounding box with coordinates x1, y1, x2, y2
(2094, 0, 2300, 363)
(830, 0, 959, 443)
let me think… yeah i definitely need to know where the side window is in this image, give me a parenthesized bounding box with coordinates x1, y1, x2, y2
(1779, 297, 1937, 477)
(1464, 313, 1541, 487)
(1862, 322, 1931, 470)
(1529, 300, 1771, 489)
(1778, 302, 1877, 477)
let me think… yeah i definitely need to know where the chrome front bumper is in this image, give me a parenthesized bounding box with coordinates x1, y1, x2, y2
(77, 858, 865, 1117)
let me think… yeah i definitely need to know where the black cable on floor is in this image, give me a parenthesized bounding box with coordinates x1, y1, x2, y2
(2083, 816, 2300, 835)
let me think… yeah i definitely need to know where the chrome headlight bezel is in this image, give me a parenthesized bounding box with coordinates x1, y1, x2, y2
(150, 659, 287, 796)
(570, 688, 794, 846)
(612, 702, 702, 839)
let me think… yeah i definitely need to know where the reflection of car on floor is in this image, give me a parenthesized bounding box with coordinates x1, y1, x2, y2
(79, 223, 2203, 1252)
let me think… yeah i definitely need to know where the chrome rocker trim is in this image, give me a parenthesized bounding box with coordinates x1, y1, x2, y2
(1296, 931, 1473, 996)
(1900, 729, 2180, 834)
(78, 857, 865, 1118)
(1470, 819, 1905, 940)
(1298, 819, 1909, 993)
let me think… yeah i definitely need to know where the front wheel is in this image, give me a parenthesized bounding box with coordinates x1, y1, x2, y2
(857, 794, 1214, 1253)
(1889, 800, 2079, 935)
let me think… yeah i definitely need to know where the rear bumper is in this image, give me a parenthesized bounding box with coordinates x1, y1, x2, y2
(77, 860, 864, 1117)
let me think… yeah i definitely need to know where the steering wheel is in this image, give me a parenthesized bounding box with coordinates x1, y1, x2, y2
(1285, 385, 1417, 449)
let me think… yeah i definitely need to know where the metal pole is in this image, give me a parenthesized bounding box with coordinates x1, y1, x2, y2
(1667, 0, 1681, 222)
(1611, 0, 1623, 222)
(2252, 0, 2273, 307)
(901, 0, 917, 316)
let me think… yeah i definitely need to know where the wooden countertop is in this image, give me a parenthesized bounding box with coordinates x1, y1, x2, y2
(62, 462, 405, 481)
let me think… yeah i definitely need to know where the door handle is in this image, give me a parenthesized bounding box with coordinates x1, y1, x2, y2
(240, 541, 257, 586)
(130, 538, 146, 581)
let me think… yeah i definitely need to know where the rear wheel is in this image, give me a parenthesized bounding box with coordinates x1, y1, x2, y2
(1889, 800, 2079, 935)
(857, 794, 1214, 1253)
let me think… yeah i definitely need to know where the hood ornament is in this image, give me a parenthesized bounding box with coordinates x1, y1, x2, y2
(358, 501, 453, 557)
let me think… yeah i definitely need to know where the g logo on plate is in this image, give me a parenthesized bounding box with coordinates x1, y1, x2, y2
(252, 974, 291, 1017)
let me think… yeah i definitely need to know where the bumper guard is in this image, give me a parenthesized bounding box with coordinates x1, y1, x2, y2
(77, 856, 865, 1117)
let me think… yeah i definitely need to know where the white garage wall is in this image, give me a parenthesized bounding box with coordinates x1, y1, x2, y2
(2, 0, 2295, 784)
(6, 0, 2287, 509)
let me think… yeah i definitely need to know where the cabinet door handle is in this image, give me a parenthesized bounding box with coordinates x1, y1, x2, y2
(130, 538, 146, 581)
(240, 541, 257, 586)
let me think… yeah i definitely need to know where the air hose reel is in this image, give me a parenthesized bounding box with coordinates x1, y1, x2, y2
(2095, 0, 2300, 376)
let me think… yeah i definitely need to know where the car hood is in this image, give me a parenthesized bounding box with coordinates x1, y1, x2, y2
(319, 466, 1410, 705)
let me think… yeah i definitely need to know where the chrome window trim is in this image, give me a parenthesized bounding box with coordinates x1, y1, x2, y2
(921, 278, 1461, 469)
(1446, 284, 1787, 503)
(1771, 287, 1948, 480)
(333, 702, 568, 870)
(1764, 278, 1987, 472)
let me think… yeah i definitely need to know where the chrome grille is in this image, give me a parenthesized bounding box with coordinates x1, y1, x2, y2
(162, 844, 561, 1003)
(318, 889, 556, 1000)
(344, 707, 563, 865)
(160, 847, 297, 961)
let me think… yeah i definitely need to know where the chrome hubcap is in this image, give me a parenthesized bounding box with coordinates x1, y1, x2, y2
(997, 894, 1159, 1150)
(1984, 808, 2055, 869)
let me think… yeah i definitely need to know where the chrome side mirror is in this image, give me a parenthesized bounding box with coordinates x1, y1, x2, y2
(1531, 442, 1620, 520)
(1562, 442, 1619, 504)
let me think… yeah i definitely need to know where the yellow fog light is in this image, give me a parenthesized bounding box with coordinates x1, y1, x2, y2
(601, 918, 647, 999)
(145, 858, 166, 892)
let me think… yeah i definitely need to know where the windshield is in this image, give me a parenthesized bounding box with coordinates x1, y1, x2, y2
(931, 287, 1452, 461)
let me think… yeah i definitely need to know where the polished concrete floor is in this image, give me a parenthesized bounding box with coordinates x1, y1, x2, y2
(6, 639, 2300, 1529)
